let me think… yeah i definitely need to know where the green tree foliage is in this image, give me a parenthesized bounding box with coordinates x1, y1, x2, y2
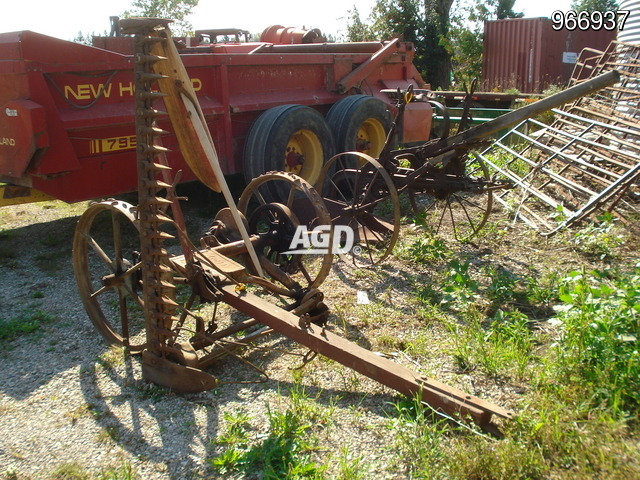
(122, 0, 199, 35)
(446, 25, 483, 87)
(346, 7, 374, 41)
(472, 0, 523, 21)
(346, 0, 454, 89)
(346, 0, 524, 90)
(448, 0, 523, 87)
(570, 0, 619, 12)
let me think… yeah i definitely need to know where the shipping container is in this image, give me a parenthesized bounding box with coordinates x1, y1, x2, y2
(483, 17, 616, 93)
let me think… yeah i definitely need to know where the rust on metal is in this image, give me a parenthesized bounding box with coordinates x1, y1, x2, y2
(478, 41, 639, 234)
(72, 18, 516, 434)
(314, 71, 618, 265)
(219, 283, 513, 426)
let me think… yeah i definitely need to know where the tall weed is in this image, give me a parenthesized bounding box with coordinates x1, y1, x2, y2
(553, 267, 640, 416)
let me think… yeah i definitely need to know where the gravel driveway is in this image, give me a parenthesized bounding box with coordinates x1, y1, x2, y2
(0, 197, 415, 479)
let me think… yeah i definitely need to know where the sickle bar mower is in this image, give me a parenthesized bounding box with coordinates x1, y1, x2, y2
(72, 18, 513, 433)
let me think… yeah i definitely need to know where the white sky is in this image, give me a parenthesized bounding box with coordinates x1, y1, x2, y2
(1, 0, 572, 42)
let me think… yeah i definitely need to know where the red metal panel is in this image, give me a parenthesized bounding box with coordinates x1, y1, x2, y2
(0, 31, 428, 203)
(483, 18, 616, 93)
(0, 100, 48, 178)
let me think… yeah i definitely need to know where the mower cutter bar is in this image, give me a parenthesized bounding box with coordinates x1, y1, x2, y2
(220, 284, 513, 431)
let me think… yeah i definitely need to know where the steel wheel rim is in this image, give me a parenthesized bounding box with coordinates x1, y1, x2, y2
(73, 200, 147, 352)
(318, 151, 400, 267)
(238, 171, 333, 289)
(420, 156, 493, 242)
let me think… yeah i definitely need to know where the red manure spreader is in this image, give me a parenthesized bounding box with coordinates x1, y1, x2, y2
(0, 22, 431, 205)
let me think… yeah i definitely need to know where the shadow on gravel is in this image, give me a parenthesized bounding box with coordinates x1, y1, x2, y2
(0, 211, 95, 400)
(78, 333, 399, 480)
(0, 180, 241, 403)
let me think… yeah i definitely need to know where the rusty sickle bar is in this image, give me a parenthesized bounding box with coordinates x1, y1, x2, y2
(110, 18, 513, 433)
(220, 284, 513, 431)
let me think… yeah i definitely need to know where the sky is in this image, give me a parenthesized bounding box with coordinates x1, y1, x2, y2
(1, 0, 574, 42)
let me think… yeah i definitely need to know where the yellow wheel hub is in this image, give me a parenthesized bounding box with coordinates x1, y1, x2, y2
(283, 129, 323, 185)
(355, 118, 386, 157)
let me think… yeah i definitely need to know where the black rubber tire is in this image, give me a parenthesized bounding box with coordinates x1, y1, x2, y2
(243, 105, 336, 201)
(326, 95, 393, 157)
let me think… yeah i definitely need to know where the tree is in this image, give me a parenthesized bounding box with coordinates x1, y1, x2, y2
(346, 7, 374, 41)
(470, 0, 523, 22)
(449, 0, 523, 87)
(446, 24, 483, 87)
(570, 0, 619, 11)
(345, 0, 526, 89)
(122, 0, 199, 35)
(346, 0, 455, 89)
(426, 0, 455, 89)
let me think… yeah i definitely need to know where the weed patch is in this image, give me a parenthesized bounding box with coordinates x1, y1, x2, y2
(0, 310, 57, 345)
(572, 213, 624, 260)
(552, 267, 640, 416)
(210, 404, 325, 479)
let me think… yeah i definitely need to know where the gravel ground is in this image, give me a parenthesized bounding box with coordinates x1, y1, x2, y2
(0, 198, 412, 479)
(0, 193, 636, 479)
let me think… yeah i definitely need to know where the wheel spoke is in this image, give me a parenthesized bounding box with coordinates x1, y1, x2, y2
(446, 196, 461, 240)
(119, 289, 130, 343)
(329, 175, 351, 204)
(286, 184, 296, 209)
(84, 233, 116, 273)
(322, 152, 399, 267)
(90, 284, 112, 299)
(360, 217, 376, 265)
(112, 212, 122, 272)
(435, 200, 447, 234)
(298, 262, 313, 284)
(357, 169, 378, 208)
(452, 193, 477, 233)
(73, 201, 147, 353)
(417, 157, 492, 242)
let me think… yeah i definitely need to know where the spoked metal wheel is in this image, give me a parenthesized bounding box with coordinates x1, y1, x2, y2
(73, 200, 147, 352)
(237, 171, 333, 290)
(417, 154, 493, 242)
(317, 151, 400, 267)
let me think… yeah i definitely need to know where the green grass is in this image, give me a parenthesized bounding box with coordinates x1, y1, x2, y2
(380, 262, 640, 479)
(210, 402, 326, 479)
(34, 249, 70, 275)
(203, 255, 634, 480)
(0, 229, 19, 267)
(396, 233, 452, 264)
(0, 310, 57, 345)
(572, 212, 624, 260)
(552, 267, 640, 415)
(45, 462, 138, 480)
(48, 463, 89, 480)
(1, 188, 637, 479)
